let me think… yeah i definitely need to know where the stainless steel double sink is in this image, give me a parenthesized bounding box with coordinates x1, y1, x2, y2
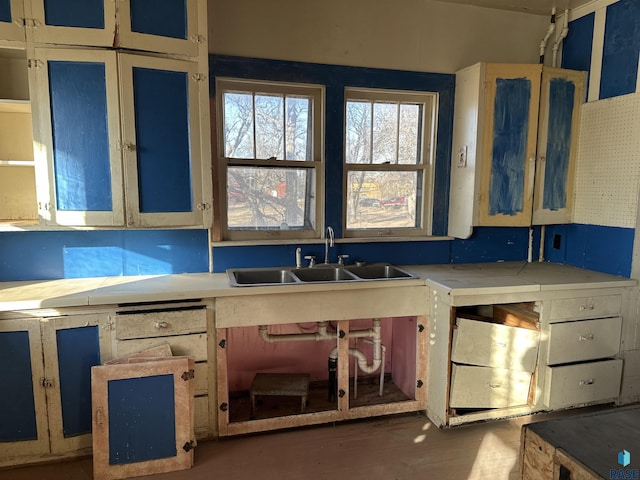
(227, 263, 418, 287)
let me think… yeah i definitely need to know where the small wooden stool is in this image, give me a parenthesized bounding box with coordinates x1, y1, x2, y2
(249, 373, 310, 419)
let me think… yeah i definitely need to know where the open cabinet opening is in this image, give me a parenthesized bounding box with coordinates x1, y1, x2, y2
(218, 316, 424, 434)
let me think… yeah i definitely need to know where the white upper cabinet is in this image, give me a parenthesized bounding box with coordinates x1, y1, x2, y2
(28, 0, 116, 47)
(0, 0, 26, 43)
(448, 63, 585, 239)
(117, 0, 203, 57)
(30, 48, 124, 227)
(30, 48, 211, 228)
(27, 0, 204, 57)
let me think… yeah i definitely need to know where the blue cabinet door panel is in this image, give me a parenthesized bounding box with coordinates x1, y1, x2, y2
(130, 0, 187, 40)
(133, 67, 192, 213)
(543, 78, 575, 210)
(107, 374, 177, 465)
(489, 77, 531, 216)
(48, 61, 112, 212)
(0, 331, 38, 442)
(56, 326, 101, 438)
(600, 0, 640, 99)
(0, 0, 12, 23)
(44, 0, 104, 28)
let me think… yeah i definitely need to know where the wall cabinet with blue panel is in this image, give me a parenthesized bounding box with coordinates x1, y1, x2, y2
(27, 0, 204, 57)
(0, 312, 113, 467)
(29, 48, 211, 228)
(0, 0, 25, 43)
(448, 63, 586, 238)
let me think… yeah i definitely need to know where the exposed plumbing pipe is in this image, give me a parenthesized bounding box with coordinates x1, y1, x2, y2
(258, 322, 375, 343)
(552, 9, 570, 68)
(328, 319, 382, 375)
(354, 337, 386, 398)
(539, 8, 556, 64)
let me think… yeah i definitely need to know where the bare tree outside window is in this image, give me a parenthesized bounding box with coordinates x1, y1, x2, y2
(344, 88, 435, 237)
(217, 79, 323, 240)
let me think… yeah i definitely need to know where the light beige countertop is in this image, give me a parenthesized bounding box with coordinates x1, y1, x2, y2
(0, 261, 635, 312)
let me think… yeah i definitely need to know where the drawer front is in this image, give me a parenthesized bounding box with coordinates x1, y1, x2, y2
(547, 317, 622, 365)
(116, 308, 207, 340)
(543, 359, 623, 409)
(548, 295, 621, 322)
(450, 364, 532, 408)
(452, 318, 540, 372)
(116, 333, 208, 361)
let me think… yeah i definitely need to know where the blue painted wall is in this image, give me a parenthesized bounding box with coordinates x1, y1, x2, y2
(543, 224, 633, 277)
(561, 12, 594, 97)
(0, 230, 209, 281)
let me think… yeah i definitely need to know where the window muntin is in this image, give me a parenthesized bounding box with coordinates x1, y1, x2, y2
(344, 88, 436, 237)
(217, 79, 323, 240)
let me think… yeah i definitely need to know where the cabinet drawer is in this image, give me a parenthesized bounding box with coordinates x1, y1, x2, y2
(115, 334, 208, 362)
(548, 295, 621, 322)
(116, 308, 207, 340)
(543, 359, 622, 409)
(452, 318, 540, 372)
(450, 364, 532, 408)
(547, 317, 622, 365)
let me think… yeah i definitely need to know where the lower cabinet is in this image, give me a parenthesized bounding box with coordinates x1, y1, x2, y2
(426, 284, 628, 428)
(0, 312, 112, 467)
(113, 301, 214, 440)
(216, 316, 427, 436)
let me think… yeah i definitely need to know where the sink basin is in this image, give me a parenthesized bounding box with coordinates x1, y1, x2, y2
(227, 263, 418, 287)
(292, 267, 358, 283)
(228, 268, 299, 286)
(345, 264, 415, 279)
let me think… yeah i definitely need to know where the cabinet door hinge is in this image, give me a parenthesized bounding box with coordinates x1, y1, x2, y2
(218, 339, 226, 348)
(416, 379, 424, 388)
(190, 73, 207, 83)
(197, 202, 211, 211)
(19, 18, 42, 28)
(40, 377, 55, 388)
(189, 34, 206, 45)
(181, 369, 195, 381)
(27, 59, 44, 69)
(418, 324, 425, 333)
(102, 320, 115, 331)
(37, 202, 50, 212)
(182, 440, 197, 452)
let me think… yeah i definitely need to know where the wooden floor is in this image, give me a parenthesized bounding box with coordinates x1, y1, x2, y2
(0, 407, 605, 480)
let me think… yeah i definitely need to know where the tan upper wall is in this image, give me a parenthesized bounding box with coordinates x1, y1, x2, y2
(208, 0, 551, 74)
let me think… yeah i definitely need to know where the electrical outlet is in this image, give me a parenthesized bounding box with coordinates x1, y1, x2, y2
(457, 146, 467, 168)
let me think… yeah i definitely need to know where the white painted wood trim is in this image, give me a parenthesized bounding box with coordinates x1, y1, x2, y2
(588, 7, 606, 102)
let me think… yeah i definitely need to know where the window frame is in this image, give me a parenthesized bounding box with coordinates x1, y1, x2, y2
(342, 87, 438, 238)
(215, 78, 325, 241)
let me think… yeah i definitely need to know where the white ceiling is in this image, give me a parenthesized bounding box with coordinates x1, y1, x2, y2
(435, 0, 593, 15)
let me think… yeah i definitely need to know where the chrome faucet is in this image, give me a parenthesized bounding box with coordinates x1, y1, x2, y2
(324, 226, 334, 264)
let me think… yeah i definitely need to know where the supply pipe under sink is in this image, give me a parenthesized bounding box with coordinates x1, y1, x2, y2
(257, 319, 385, 401)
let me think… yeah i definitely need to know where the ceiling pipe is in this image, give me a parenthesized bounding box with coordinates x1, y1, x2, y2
(552, 9, 570, 67)
(539, 7, 557, 64)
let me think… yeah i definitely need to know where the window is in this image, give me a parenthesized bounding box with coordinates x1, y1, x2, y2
(215, 79, 324, 240)
(344, 88, 437, 237)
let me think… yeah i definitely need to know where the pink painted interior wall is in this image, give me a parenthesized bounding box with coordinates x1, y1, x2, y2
(226, 319, 396, 392)
(390, 316, 417, 399)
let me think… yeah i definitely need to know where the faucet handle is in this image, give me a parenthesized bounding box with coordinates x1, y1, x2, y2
(304, 255, 316, 267)
(337, 254, 349, 266)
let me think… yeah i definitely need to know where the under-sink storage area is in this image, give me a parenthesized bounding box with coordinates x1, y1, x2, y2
(216, 316, 425, 435)
(214, 285, 428, 436)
